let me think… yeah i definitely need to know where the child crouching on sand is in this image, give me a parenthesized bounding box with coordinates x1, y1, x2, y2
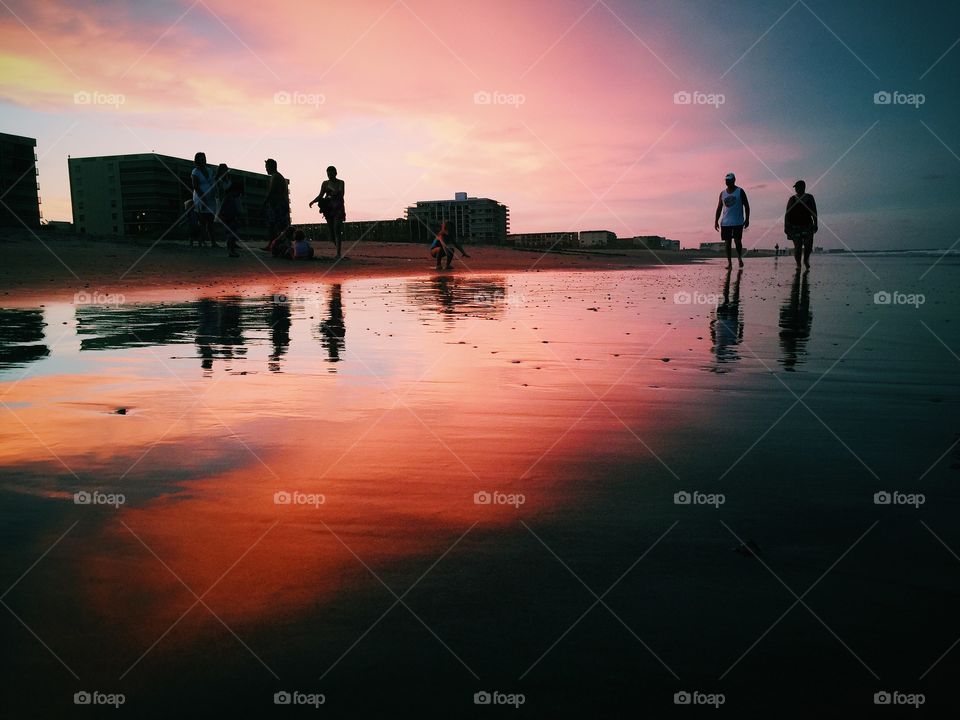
(431, 221, 454, 270)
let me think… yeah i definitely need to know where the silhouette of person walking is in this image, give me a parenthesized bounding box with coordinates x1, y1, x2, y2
(310, 166, 346, 258)
(714, 172, 750, 268)
(784, 180, 818, 268)
(215, 163, 243, 257)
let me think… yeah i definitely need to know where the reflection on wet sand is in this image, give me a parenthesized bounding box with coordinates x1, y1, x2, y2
(779, 268, 813, 371)
(0, 308, 48, 367)
(405, 275, 510, 325)
(710, 267, 744, 366)
(315, 284, 345, 365)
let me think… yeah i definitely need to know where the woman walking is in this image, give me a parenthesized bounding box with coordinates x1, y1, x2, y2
(309, 166, 346, 258)
(215, 163, 243, 257)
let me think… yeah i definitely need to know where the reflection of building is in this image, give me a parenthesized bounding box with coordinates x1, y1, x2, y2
(700, 241, 725, 252)
(507, 232, 577, 249)
(0, 308, 48, 368)
(68, 153, 273, 238)
(0, 133, 41, 228)
(406, 193, 509, 245)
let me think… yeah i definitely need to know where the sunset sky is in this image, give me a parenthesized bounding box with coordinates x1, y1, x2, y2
(1, 0, 958, 249)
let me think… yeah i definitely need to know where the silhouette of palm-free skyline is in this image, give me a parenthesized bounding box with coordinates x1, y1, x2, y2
(2, 0, 958, 250)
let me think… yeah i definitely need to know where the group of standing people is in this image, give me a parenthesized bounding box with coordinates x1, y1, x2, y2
(714, 172, 818, 269)
(188, 154, 348, 260)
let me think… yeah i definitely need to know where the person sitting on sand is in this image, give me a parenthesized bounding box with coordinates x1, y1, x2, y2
(784, 180, 818, 269)
(289, 230, 314, 260)
(309, 166, 346, 259)
(431, 221, 455, 270)
(268, 226, 295, 258)
(714, 172, 749, 269)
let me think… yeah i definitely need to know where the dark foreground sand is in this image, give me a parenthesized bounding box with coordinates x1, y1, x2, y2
(0, 232, 705, 301)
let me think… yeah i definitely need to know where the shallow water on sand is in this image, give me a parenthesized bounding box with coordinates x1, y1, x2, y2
(2, 256, 959, 716)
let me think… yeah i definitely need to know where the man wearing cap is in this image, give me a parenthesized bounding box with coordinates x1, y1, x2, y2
(714, 172, 750, 268)
(784, 180, 817, 268)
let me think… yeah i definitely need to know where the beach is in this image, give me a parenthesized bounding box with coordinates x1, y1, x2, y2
(1, 247, 958, 716)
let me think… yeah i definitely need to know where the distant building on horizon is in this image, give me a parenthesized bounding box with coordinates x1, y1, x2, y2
(405, 193, 509, 245)
(619, 235, 680, 251)
(68, 153, 274, 238)
(699, 241, 725, 252)
(295, 218, 415, 244)
(507, 231, 578, 250)
(0, 132, 41, 229)
(578, 230, 615, 248)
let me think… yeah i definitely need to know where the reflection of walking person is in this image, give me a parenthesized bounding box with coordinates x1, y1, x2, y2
(431, 221, 455, 270)
(784, 180, 818, 269)
(711, 267, 744, 364)
(779, 267, 813, 370)
(319, 284, 346, 363)
(309, 166, 346, 258)
(714, 172, 749, 269)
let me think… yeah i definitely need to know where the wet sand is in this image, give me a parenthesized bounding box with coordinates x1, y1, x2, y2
(2, 255, 959, 717)
(0, 232, 703, 303)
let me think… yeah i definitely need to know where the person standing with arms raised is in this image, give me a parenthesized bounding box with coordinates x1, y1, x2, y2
(309, 166, 346, 259)
(714, 172, 750, 268)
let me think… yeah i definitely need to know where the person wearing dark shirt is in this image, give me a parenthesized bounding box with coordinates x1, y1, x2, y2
(784, 180, 818, 268)
(261, 158, 290, 248)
